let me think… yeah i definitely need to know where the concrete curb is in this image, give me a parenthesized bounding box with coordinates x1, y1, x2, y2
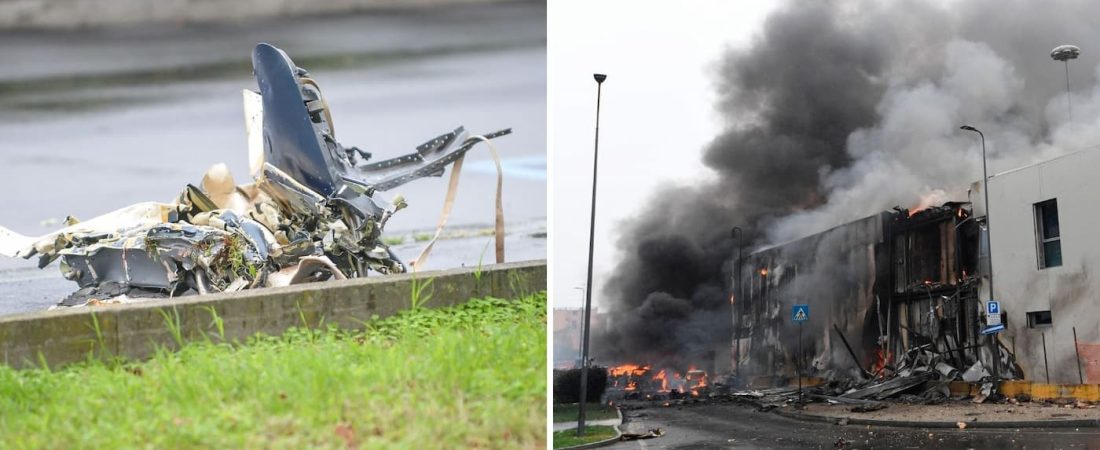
(554, 407, 623, 450)
(772, 407, 1100, 429)
(0, 260, 545, 369)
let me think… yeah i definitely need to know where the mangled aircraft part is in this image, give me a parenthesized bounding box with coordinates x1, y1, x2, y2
(961, 361, 990, 383)
(840, 372, 933, 400)
(973, 381, 994, 404)
(0, 43, 511, 308)
(808, 394, 885, 407)
(620, 429, 664, 441)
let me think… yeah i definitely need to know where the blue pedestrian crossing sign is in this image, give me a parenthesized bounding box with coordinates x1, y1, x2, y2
(987, 301, 1000, 315)
(792, 304, 809, 322)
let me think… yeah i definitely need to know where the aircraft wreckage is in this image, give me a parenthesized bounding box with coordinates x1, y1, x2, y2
(0, 43, 509, 308)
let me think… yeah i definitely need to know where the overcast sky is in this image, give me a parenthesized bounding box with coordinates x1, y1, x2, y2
(549, 1, 780, 308)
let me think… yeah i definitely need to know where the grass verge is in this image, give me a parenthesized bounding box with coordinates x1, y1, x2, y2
(0, 292, 547, 449)
(552, 425, 617, 449)
(552, 403, 619, 423)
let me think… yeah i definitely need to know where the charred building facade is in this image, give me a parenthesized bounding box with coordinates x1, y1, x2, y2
(730, 202, 1007, 383)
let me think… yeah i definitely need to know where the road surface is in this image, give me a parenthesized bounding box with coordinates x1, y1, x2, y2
(608, 401, 1100, 449)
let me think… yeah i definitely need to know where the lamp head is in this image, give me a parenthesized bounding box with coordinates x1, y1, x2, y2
(594, 73, 607, 83)
(1051, 44, 1081, 61)
(960, 125, 978, 132)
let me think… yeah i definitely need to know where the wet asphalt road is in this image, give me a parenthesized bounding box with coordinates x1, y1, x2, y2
(0, 3, 546, 315)
(609, 402, 1100, 449)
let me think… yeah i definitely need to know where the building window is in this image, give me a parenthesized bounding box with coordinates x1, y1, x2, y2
(1027, 310, 1053, 328)
(1034, 199, 1062, 269)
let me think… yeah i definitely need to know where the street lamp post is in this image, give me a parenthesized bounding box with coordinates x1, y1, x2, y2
(960, 124, 1000, 382)
(730, 227, 744, 374)
(573, 286, 586, 366)
(577, 73, 607, 437)
(1050, 45, 1081, 121)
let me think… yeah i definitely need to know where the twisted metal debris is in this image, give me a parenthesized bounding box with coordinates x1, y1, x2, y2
(0, 43, 509, 308)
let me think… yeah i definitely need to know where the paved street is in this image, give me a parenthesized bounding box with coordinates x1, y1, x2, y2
(608, 401, 1100, 449)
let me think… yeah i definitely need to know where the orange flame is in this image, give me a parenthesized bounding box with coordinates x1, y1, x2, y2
(653, 369, 669, 391)
(608, 364, 650, 377)
(871, 348, 893, 378)
(686, 366, 708, 390)
(609, 363, 709, 395)
(908, 191, 947, 217)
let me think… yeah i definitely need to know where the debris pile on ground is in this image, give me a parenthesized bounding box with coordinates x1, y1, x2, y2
(0, 43, 509, 308)
(818, 343, 1003, 409)
(714, 345, 1014, 413)
(620, 428, 663, 441)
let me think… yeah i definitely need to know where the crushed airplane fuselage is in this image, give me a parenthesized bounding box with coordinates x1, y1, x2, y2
(0, 43, 510, 308)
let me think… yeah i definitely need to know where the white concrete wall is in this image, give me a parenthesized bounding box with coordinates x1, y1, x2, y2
(974, 148, 1100, 383)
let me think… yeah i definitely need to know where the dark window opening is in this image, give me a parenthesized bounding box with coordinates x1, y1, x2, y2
(1027, 310, 1053, 328)
(1035, 199, 1062, 269)
(893, 225, 947, 292)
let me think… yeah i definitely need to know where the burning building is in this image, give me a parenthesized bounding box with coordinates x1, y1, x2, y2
(591, 0, 1100, 393)
(732, 202, 993, 383)
(732, 145, 1100, 386)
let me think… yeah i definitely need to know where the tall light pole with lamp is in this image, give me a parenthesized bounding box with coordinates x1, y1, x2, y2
(960, 124, 1000, 383)
(572, 286, 586, 366)
(577, 73, 607, 437)
(1050, 45, 1081, 121)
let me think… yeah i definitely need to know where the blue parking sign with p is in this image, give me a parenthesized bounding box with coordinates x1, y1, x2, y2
(987, 301, 1000, 315)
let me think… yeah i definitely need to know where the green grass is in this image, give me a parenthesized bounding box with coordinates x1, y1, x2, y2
(0, 292, 547, 449)
(552, 403, 619, 423)
(552, 425, 617, 449)
(409, 275, 435, 310)
(381, 235, 406, 246)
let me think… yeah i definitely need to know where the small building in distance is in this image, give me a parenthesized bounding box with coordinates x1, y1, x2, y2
(553, 307, 608, 369)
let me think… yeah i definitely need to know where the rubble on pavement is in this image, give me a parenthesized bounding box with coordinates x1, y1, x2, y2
(609, 345, 1029, 414)
(619, 428, 664, 441)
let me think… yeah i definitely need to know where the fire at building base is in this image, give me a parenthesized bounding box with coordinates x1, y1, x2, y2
(592, 146, 1100, 410)
(598, 202, 1005, 406)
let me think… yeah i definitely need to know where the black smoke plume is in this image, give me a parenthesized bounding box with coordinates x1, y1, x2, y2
(595, 0, 1100, 370)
